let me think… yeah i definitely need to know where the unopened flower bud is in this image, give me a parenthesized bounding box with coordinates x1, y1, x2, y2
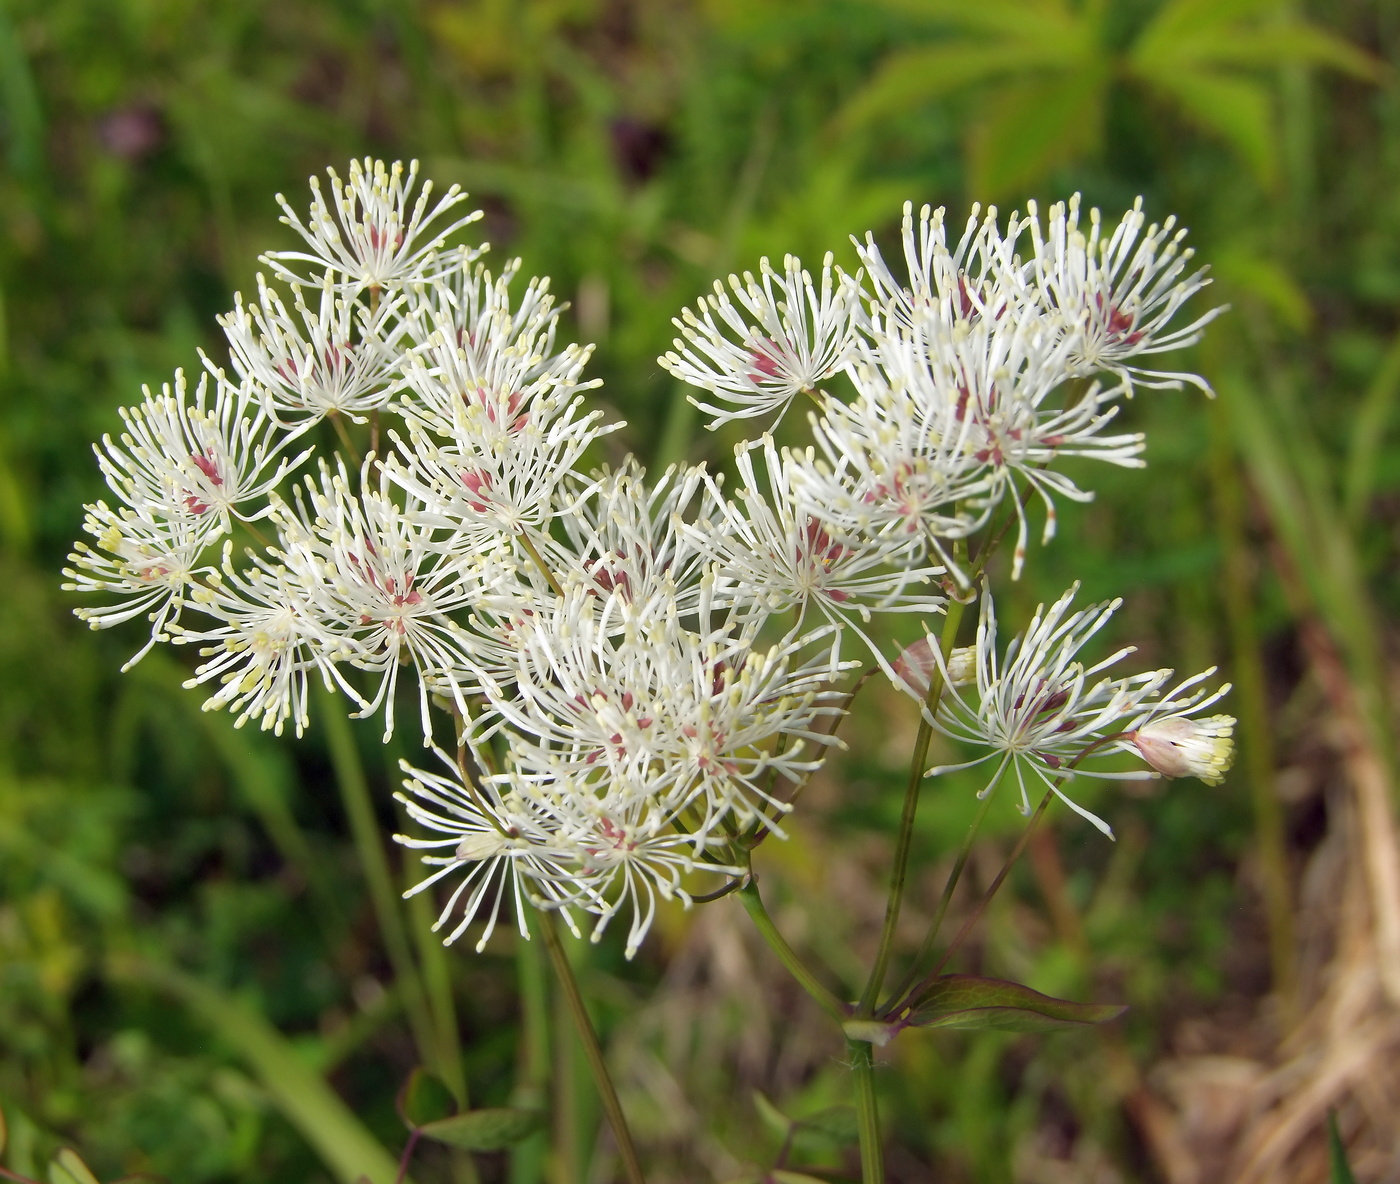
(892, 637, 975, 698)
(1128, 715, 1235, 785)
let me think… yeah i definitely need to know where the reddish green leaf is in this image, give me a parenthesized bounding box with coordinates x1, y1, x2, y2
(904, 975, 1126, 1033)
(418, 1109, 545, 1151)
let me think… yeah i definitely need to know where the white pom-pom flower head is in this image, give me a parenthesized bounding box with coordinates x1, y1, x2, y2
(926, 583, 1232, 837)
(266, 157, 484, 290)
(660, 252, 862, 429)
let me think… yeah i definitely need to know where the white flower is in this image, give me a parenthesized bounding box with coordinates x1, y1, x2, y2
(891, 636, 976, 700)
(548, 461, 715, 616)
(485, 582, 850, 846)
(275, 460, 495, 740)
(216, 275, 406, 423)
(688, 439, 944, 680)
(545, 786, 739, 957)
(265, 158, 484, 290)
(882, 308, 1145, 578)
(853, 199, 1002, 325)
(63, 501, 212, 667)
(1014, 195, 1224, 394)
(395, 756, 590, 951)
(660, 252, 862, 428)
(386, 383, 614, 548)
(927, 584, 1229, 837)
(170, 551, 337, 737)
(396, 266, 598, 441)
(93, 369, 306, 535)
(797, 379, 986, 568)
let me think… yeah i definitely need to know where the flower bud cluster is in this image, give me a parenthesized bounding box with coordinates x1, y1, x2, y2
(66, 159, 1234, 955)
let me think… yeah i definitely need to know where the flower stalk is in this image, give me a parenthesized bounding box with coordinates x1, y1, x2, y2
(537, 910, 647, 1184)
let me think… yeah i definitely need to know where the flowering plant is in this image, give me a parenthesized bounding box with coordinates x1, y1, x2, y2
(65, 159, 1233, 1182)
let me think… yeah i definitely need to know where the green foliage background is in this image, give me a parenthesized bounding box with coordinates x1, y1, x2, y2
(0, 0, 1396, 1180)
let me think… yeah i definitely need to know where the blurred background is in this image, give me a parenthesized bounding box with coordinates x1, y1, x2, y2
(1, 0, 1399, 1181)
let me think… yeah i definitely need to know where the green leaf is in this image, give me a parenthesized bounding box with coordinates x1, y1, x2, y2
(0, 6, 44, 182)
(795, 1105, 859, 1144)
(1328, 1111, 1358, 1184)
(1132, 9, 1383, 81)
(903, 975, 1126, 1032)
(868, 0, 1082, 40)
(1137, 0, 1291, 43)
(969, 67, 1109, 200)
(839, 42, 1080, 131)
(751, 1091, 793, 1139)
(418, 1109, 545, 1151)
(1136, 69, 1277, 186)
(107, 956, 402, 1184)
(48, 1151, 101, 1184)
(397, 1069, 457, 1130)
(1345, 328, 1400, 525)
(1212, 249, 1311, 332)
(0, 1101, 7, 1157)
(771, 1173, 831, 1184)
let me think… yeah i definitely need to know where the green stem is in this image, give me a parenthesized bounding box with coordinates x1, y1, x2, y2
(737, 877, 847, 1023)
(849, 1040, 884, 1184)
(328, 410, 362, 465)
(518, 530, 564, 597)
(537, 910, 647, 1184)
(319, 694, 439, 1077)
(893, 789, 1054, 1018)
(511, 909, 550, 1184)
(858, 596, 967, 1016)
(406, 889, 470, 1103)
(881, 787, 995, 1012)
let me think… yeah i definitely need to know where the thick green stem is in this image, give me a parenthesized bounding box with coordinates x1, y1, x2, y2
(849, 1040, 884, 1184)
(858, 597, 967, 1015)
(537, 911, 647, 1184)
(737, 878, 847, 1023)
(320, 694, 440, 1076)
(881, 788, 995, 1012)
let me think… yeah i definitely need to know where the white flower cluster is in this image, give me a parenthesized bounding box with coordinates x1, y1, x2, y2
(66, 160, 1234, 957)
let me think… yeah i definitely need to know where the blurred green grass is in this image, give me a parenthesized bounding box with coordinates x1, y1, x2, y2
(1, 0, 1398, 1180)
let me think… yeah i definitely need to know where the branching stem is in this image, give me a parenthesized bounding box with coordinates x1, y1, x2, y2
(858, 592, 967, 1016)
(881, 787, 995, 1011)
(737, 877, 847, 1023)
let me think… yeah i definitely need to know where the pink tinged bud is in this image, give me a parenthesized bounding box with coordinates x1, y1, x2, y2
(1128, 715, 1236, 785)
(892, 638, 977, 697)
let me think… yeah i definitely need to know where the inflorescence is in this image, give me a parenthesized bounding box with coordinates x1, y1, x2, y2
(65, 159, 1234, 957)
